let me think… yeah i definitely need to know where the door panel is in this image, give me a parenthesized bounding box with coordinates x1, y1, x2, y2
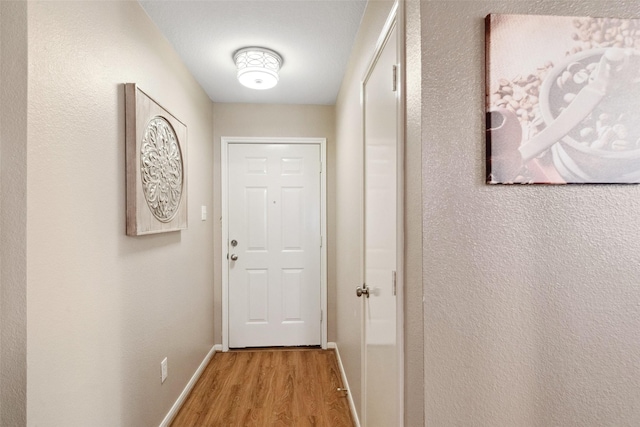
(363, 22, 399, 426)
(247, 270, 268, 322)
(246, 187, 268, 249)
(228, 143, 321, 348)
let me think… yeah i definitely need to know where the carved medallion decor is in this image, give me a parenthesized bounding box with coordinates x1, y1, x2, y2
(140, 117, 183, 222)
(125, 84, 187, 235)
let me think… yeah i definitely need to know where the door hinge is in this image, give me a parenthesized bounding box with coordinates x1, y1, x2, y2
(320, 310, 323, 322)
(320, 161, 323, 174)
(392, 65, 398, 92)
(320, 235, 323, 247)
(392, 270, 397, 296)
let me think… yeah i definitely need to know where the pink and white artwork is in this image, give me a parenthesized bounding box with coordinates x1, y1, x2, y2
(486, 14, 640, 184)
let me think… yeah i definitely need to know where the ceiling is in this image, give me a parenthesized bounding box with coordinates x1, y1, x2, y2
(139, 0, 368, 105)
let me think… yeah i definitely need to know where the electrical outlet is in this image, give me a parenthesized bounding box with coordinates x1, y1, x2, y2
(201, 205, 207, 221)
(161, 357, 168, 383)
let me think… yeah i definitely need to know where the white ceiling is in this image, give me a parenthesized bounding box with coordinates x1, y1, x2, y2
(139, 0, 368, 105)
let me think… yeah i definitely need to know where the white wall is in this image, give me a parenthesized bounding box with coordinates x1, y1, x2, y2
(0, 1, 28, 425)
(27, 2, 214, 425)
(422, 1, 640, 425)
(212, 103, 336, 344)
(334, 0, 394, 416)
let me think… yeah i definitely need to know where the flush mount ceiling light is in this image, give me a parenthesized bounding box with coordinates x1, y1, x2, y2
(233, 47, 283, 90)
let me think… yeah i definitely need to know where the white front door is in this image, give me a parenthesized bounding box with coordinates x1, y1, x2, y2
(361, 6, 401, 426)
(227, 142, 322, 348)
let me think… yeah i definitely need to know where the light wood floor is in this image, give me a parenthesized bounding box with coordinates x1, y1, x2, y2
(171, 348, 354, 427)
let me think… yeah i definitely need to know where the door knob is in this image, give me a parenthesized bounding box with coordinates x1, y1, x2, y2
(230, 254, 238, 261)
(356, 285, 369, 298)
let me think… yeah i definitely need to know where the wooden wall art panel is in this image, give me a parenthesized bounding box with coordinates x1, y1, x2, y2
(125, 83, 188, 235)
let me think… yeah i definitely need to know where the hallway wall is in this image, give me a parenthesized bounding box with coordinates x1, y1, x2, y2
(334, 0, 395, 416)
(403, 0, 425, 424)
(422, 1, 640, 425)
(0, 2, 28, 425)
(212, 102, 336, 345)
(26, 2, 214, 425)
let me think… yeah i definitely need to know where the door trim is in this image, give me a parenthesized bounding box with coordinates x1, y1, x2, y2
(221, 136, 327, 351)
(360, 1, 405, 425)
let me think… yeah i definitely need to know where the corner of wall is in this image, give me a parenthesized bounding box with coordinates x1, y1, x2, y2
(0, 1, 28, 425)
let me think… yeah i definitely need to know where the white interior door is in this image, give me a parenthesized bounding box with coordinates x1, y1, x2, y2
(361, 11, 401, 427)
(227, 143, 322, 348)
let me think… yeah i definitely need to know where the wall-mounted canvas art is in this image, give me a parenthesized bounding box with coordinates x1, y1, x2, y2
(486, 14, 640, 184)
(125, 83, 187, 235)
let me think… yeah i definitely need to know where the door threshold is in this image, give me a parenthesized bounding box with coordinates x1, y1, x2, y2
(228, 345, 322, 353)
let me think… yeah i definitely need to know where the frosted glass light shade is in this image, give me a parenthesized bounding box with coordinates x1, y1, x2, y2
(234, 47, 283, 90)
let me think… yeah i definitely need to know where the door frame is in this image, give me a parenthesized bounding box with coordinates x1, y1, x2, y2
(360, 1, 405, 424)
(221, 136, 328, 351)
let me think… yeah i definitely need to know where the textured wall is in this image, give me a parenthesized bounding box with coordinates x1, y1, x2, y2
(0, 1, 28, 425)
(404, 0, 425, 425)
(423, 1, 640, 425)
(27, 2, 214, 425)
(211, 103, 336, 345)
(335, 0, 394, 417)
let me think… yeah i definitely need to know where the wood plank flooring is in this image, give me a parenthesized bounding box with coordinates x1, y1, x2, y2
(171, 348, 354, 427)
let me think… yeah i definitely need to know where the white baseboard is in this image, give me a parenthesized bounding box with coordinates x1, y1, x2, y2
(328, 342, 361, 427)
(159, 344, 221, 427)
